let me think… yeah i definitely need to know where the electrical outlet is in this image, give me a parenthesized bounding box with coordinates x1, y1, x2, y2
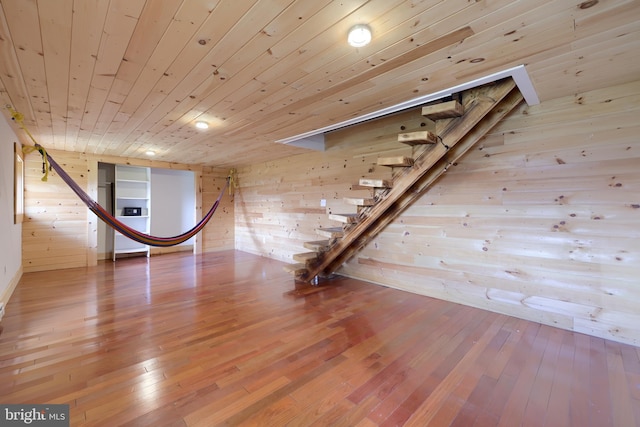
(320, 199, 326, 207)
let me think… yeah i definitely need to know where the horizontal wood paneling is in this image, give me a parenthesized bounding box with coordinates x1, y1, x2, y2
(235, 107, 427, 262)
(23, 150, 89, 272)
(235, 80, 640, 346)
(201, 166, 235, 252)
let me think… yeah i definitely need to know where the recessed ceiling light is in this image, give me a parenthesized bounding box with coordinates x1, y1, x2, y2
(348, 24, 372, 47)
(145, 150, 155, 156)
(195, 121, 209, 129)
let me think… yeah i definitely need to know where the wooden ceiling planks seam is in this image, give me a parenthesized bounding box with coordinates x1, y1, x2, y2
(0, 4, 32, 121)
(122, 0, 372, 156)
(111, 0, 470, 155)
(79, 0, 147, 153)
(219, 1, 479, 138)
(308, 0, 561, 112)
(217, 0, 531, 140)
(113, 0, 300, 159)
(91, 0, 186, 155)
(92, 0, 209, 155)
(226, 27, 476, 140)
(38, 0, 73, 150)
(2, 0, 50, 139)
(66, 0, 110, 154)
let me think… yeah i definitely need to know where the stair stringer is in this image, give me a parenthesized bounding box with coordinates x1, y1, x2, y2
(298, 78, 524, 283)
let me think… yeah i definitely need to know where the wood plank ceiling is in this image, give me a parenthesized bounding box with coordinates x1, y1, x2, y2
(0, 0, 638, 167)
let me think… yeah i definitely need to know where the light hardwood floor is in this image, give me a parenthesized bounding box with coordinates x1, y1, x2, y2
(1, 251, 638, 426)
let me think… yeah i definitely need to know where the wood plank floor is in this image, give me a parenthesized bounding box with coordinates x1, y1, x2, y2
(0, 250, 638, 426)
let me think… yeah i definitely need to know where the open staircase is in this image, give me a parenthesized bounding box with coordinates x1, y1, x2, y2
(284, 78, 524, 284)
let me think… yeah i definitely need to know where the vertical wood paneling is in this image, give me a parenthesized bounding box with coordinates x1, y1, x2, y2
(235, 80, 640, 346)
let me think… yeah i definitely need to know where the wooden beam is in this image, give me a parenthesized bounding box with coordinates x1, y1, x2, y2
(377, 156, 414, 167)
(293, 252, 319, 265)
(316, 227, 344, 239)
(283, 263, 307, 276)
(421, 100, 464, 120)
(359, 178, 392, 188)
(344, 197, 375, 207)
(304, 240, 331, 251)
(398, 130, 438, 145)
(328, 213, 359, 224)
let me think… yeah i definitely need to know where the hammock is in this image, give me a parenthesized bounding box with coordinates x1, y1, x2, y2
(43, 144, 229, 247)
(7, 105, 229, 247)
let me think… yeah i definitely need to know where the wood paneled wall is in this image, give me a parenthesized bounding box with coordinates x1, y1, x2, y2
(23, 150, 90, 272)
(235, 106, 423, 260)
(235, 80, 640, 346)
(201, 166, 235, 252)
(22, 150, 233, 272)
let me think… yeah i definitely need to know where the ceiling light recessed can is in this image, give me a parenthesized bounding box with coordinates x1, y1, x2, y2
(195, 121, 209, 129)
(348, 24, 372, 47)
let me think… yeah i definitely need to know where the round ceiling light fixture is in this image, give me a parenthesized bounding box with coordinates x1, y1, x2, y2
(195, 121, 209, 129)
(347, 24, 372, 47)
(145, 150, 155, 156)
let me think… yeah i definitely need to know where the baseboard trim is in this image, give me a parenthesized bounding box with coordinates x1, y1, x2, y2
(0, 265, 22, 321)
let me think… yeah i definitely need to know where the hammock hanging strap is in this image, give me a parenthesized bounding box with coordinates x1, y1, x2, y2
(43, 149, 229, 247)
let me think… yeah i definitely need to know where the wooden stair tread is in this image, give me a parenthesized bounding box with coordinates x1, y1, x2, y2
(296, 79, 522, 283)
(359, 178, 392, 188)
(316, 227, 344, 238)
(344, 197, 375, 206)
(377, 156, 414, 167)
(304, 240, 331, 251)
(421, 100, 464, 120)
(283, 263, 307, 276)
(397, 130, 438, 145)
(328, 213, 359, 224)
(293, 252, 319, 264)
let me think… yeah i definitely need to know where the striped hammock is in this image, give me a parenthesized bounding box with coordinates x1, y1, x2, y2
(44, 147, 229, 247)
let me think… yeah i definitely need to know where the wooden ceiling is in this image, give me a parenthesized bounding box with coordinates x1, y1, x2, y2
(0, 0, 638, 167)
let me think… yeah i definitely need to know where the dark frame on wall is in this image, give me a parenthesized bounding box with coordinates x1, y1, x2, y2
(14, 142, 24, 224)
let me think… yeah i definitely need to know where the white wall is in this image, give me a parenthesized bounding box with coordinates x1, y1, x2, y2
(151, 168, 195, 246)
(0, 114, 23, 315)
